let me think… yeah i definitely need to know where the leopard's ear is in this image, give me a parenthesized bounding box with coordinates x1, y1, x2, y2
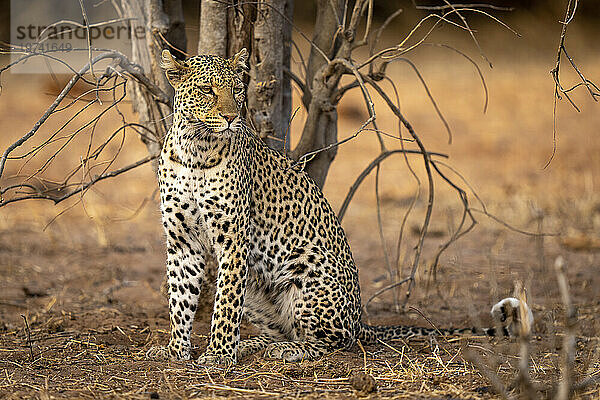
(161, 49, 188, 88)
(230, 48, 248, 73)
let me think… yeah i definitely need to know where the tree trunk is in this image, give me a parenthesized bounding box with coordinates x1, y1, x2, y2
(198, 0, 228, 56)
(228, 0, 257, 119)
(247, 0, 287, 152)
(163, 0, 187, 59)
(290, 0, 344, 188)
(281, 0, 294, 151)
(120, 0, 186, 160)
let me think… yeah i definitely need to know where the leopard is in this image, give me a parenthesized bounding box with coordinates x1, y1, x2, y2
(148, 48, 533, 367)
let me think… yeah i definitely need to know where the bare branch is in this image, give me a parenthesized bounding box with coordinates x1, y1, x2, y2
(77, 0, 97, 85)
(424, 43, 489, 113)
(0, 155, 156, 208)
(547, 0, 599, 168)
(416, 3, 514, 11)
(364, 278, 411, 313)
(338, 149, 448, 222)
(1, 52, 117, 180)
(363, 77, 435, 308)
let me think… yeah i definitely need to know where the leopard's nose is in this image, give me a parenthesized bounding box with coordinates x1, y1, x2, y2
(222, 114, 236, 124)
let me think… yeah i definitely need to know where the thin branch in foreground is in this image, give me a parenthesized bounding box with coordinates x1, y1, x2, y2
(464, 349, 513, 400)
(547, 0, 599, 169)
(467, 255, 598, 399)
(515, 289, 536, 400)
(555, 256, 576, 400)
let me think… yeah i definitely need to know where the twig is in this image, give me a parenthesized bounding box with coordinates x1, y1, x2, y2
(515, 289, 536, 400)
(195, 383, 280, 396)
(338, 150, 448, 221)
(357, 340, 368, 374)
(20, 315, 34, 361)
(547, 0, 599, 168)
(389, 58, 452, 143)
(374, 164, 393, 281)
(364, 278, 411, 312)
(363, 77, 435, 308)
(416, 4, 514, 12)
(440, 0, 492, 68)
(464, 349, 514, 400)
(1, 155, 156, 208)
(423, 43, 489, 113)
(470, 208, 559, 237)
(555, 256, 577, 400)
(427, 160, 476, 282)
(77, 0, 97, 90)
(384, 76, 421, 303)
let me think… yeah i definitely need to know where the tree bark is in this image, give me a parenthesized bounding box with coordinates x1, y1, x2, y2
(302, 0, 342, 107)
(290, 0, 343, 188)
(228, 0, 257, 119)
(198, 0, 228, 56)
(281, 0, 294, 150)
(163, 0, 187, 59)
(120, 0, 185, 160)
(227, 2, 256, 58)
(247, 0, 287, 152)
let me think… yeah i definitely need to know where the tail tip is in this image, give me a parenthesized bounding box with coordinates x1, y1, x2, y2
(491, 297, 534, 337)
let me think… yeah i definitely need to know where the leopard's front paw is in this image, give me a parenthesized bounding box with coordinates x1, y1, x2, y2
(146, 345, 171, 360)
(197, 351, 236, 367)
(146, 344, 191, 361)
(264, 342, 304, 362)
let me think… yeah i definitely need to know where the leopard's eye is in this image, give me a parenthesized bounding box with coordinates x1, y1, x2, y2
(233, 86, 244, 94)
(198, 86, 213, 95)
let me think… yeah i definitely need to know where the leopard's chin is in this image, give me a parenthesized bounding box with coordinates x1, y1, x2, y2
(209, 127, 244, 139)
(183, 123, 237, 140)
(208, 128, 235, 138)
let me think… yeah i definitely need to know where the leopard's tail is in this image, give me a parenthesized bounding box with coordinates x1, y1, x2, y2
(357, 323, 502, 344)
(357, 297, 533, 344)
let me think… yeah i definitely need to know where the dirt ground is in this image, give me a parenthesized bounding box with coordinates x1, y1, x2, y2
(1, 21, 600, 399)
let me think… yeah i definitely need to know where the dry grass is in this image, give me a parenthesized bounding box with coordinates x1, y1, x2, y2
(1, 315, 598, 398)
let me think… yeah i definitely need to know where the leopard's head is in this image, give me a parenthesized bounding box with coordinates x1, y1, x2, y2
(161, 48, 248, 134)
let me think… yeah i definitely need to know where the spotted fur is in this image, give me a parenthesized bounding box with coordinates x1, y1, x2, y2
(150, 49, 533, 366)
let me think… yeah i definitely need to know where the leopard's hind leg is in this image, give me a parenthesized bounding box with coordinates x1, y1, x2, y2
(238, 273, 292, 359)
(263, 340, 331, 361)
(262, 257, 360, 362)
